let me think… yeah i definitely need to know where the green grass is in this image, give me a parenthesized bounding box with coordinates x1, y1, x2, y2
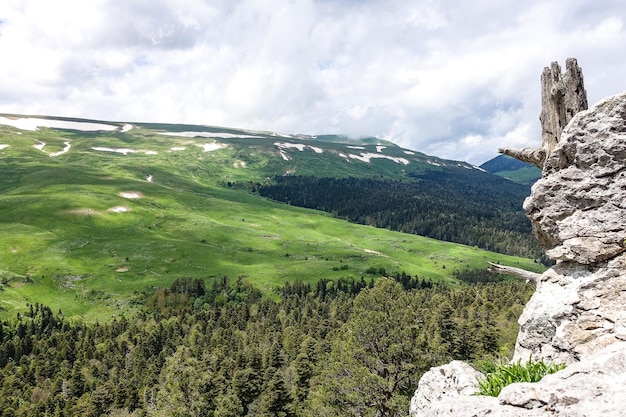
(475, 359, 566, 397)
(0, 118, 545, 321)
(495, 167, 541, 185)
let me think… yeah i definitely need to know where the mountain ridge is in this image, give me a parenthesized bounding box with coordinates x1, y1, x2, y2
(0, 113, 479, 172)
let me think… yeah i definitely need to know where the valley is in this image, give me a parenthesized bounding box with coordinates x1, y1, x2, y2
(0, 113, 545, 416)
(0, 114, 542, 320)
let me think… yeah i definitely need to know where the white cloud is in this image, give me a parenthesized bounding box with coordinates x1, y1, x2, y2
(0, 0, 625, 164)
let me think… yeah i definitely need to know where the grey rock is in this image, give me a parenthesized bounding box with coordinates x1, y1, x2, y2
(524, 91, 626, 263)
(408, 360, 483, 416)
(503, 341, 626, 415)
(514, 256, 626, 363)
(410, 342, 626, 417)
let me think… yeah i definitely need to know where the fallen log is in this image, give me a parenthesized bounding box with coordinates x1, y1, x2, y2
(487, 262, 542, 282)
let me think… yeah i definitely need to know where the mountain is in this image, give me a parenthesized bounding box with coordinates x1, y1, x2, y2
(480, 154, 541, 185)
(0, 114, 542, 319)
(0, 114, 482, 179)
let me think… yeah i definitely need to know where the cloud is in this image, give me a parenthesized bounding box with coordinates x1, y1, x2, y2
(0, 0, 624, 164)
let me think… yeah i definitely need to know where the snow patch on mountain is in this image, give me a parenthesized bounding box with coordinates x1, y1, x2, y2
(275, 142, 306, 151)
(0, 116, 117, 131)
(118, 192, 142, 199)
(92, 147, 157, 155)
(109, 206, 131, 213)
(200, 143, 226, 152)
(159, 131, 264, 139)
(50, 142, 71, 157)
(348, 153, 410, 165)
(274, 142, 324, 154)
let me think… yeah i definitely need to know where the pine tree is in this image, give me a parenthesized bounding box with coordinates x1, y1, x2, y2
(214, 390, 244, 417)
(258, 369, 294, 417)
(307, 278, 424, 417)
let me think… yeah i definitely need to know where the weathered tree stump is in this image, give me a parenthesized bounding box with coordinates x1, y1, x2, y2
(499, 58, 588, 168)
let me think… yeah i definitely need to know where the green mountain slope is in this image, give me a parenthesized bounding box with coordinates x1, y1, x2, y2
(257, 169, 540, 258)
(480, 154, 541, 185)
(0, 114, 543, 320)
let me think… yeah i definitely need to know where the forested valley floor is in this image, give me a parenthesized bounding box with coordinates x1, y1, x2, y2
(256, 172, 546, 262)
(0, 274, 533, 416)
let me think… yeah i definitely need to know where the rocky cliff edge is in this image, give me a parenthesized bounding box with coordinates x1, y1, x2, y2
(410, 86, 626, 416)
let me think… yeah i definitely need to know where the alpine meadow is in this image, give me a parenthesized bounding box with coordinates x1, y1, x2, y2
(0, 114, 544, 416)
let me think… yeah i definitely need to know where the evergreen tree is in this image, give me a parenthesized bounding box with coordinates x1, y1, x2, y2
(308, 278, 425, 417)
(258, 369, 294, 417)
(214, 391, 244, 417)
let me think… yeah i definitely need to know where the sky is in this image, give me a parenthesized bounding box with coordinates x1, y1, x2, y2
(0, 0, 625, 165)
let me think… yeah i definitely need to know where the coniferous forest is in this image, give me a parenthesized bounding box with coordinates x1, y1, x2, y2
(256, 169, 546, 261)
(0, 274, 534, 416)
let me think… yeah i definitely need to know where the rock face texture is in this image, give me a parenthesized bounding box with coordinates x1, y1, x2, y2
(410, 62, 626, 417)
(515, 91, 626, 365)
(410, 342, 626, 417)
(525, 92, 626, 264)
(409, 361, 484, 412)
(514, 257, 626, 364)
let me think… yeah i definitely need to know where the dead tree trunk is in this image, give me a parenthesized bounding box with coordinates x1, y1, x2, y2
(499, 58, 588, 168)
(487, 262, 542, 282)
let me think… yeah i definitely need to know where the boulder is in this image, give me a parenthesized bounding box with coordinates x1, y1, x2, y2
(409, 342, 626, 417)
(524, 91, 626, 263)
(409, 360, 484, 413)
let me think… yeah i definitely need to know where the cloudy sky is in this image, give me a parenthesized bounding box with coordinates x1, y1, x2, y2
(0, 0, 624, 164)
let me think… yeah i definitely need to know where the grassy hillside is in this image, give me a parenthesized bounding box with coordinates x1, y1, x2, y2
(0, 115, 543, 320)
(480, 154, 541, 185)
(493, 166, 543, 185)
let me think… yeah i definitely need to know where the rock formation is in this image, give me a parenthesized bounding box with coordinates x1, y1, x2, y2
(513, 90, 626, 365)
(409, 361, 484, 413)
(525, 91, 626, 264)
(410, 341, 626, 416)
(514, 259, 626, 365)
(410, 60, 626, 416)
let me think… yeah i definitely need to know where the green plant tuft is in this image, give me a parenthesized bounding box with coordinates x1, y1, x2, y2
(475, 359, 565, 397)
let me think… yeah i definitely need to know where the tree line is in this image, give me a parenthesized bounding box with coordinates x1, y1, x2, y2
(0, 274, 534, 416)
(255, 169, 547, 262)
